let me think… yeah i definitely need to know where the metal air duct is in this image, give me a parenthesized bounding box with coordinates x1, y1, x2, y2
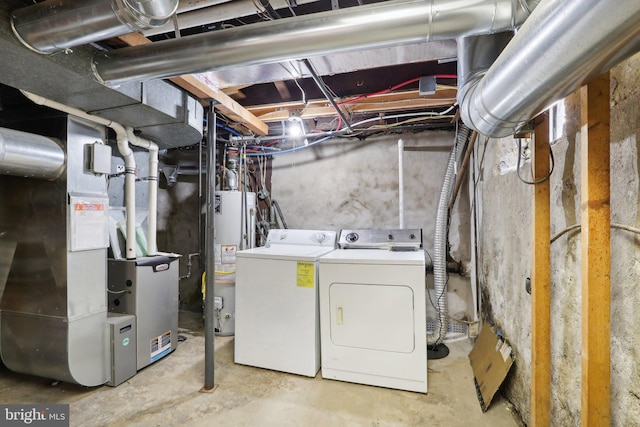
(458, 0, 640, 137)
(11, 0, 179, 54)
(0, 128, 65, 180)
(92, 0, 539, 85)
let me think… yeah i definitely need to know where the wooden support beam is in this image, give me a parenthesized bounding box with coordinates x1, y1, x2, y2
(115, 33, 269, 135)
(171, 74, 268, 135)
(247, 89, 458, 122)
(531, 112, 551, 427)
(580, 72, 611, 427)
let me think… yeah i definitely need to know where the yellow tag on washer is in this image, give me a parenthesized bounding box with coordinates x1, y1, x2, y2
(296, 262, 315, 288)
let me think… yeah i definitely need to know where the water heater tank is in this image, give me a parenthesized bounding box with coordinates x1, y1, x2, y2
(213, 190, 256, 336)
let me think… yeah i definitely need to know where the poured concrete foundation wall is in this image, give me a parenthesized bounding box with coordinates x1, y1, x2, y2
(157, 177, 203, 306)
(157, 131, 474, 319)
(271, 131, 474, 322)
(473, 54, 640, 425)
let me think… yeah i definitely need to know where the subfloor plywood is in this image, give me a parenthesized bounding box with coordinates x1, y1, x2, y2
(0, 312, 521, 426)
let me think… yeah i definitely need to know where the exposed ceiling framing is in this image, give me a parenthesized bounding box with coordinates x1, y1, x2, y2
(106, 0, 461, 137)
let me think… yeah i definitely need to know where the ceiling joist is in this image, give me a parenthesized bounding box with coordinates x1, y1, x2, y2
(116, 33, 269, 136)
(247, 88, 457, 122)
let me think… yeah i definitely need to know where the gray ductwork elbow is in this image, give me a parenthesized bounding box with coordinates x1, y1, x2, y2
(457, 32, 516, 138)
(458, 0, 640, 138)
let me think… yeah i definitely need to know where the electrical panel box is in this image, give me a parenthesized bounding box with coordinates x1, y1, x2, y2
(106, 313, 137, 387)
(85, 141, 112, 175)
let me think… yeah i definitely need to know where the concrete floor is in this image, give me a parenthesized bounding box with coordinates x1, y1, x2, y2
(0, 311, 522, 426)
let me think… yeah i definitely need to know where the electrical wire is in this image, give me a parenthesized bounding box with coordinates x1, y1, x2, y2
(338, 74, 458, 106)
(246, 113, 453, 156)
(279, 63, 307, 105)
(217, 123, 243, 137)
(236, 110, 458, 160)
(516, 137, 555, 185)
(550, 223, 640, 244)
(332, 75, 456, 130)
(246, 135, 334, 157)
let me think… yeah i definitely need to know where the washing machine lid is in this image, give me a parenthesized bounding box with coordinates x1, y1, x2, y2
(237, 244, 336, 261)
(318, 248, 425, 266)
(237, 229, 336, 261)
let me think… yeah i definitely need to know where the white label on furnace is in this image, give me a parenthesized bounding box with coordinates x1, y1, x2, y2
(150, 331, 172, 363)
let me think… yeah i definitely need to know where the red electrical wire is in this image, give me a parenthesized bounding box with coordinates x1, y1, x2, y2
(338, 74, 458, 106)
(333, 74, 457, 130)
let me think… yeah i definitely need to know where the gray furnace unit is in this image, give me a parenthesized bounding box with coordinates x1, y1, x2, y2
(0, 116, 111, 386)
(108, 255, 180, 370)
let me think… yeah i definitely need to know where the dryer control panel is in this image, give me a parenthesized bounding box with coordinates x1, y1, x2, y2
(338, 229, 422, 250)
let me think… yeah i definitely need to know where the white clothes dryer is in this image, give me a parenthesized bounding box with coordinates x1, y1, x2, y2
(318, 229, 427, 393)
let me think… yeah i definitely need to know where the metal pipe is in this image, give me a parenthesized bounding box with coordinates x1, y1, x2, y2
(21, 90, 138, 260)
(11, 0, 178, 54)
(93, 0, 539, 85)
(271, 200, 288, 229)
(0, 128, 65, 180)
(448, 131, 478, 211)
(302, 59, 352, 131)
(198, 134, 203, 268)
(126, 128, 159, 256)
(203, 106, 217, 390)
(179, 252, 201, 280)
(143, 0, 321, 37)
(398, 138, 404, 229)
(459, 0, 640, 137)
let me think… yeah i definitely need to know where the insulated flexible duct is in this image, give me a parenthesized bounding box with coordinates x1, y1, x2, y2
(430, 124, 469, 346)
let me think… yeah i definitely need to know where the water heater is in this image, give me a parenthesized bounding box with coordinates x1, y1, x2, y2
(213, 190, 256, 335)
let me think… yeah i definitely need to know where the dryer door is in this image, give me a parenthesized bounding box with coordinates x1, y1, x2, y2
(328, 283, 415, 353)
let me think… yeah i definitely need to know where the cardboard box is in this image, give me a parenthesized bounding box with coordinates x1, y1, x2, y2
(469, 323, 515, 412)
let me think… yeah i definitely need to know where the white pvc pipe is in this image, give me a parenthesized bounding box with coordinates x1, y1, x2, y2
(127, 127, 159, 256)
(20, 90, 137, 260)
(398, 138, 404, 229)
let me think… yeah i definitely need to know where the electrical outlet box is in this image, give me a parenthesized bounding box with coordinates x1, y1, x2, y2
(85, 141, 112, 175)
(419, 75, 437, 95)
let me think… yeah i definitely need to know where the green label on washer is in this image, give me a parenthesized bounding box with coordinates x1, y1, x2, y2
(122, 337, 130, 346)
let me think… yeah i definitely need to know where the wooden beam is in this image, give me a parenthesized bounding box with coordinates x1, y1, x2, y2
(531, 112, 551, 427)
(171, 75, 268, 135)
(248, 89, 458, 122)
(115, 33, 269, 135)
(580, 72, 611, 427)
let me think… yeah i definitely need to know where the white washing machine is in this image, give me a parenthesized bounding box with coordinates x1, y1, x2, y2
(318, 229, 427, 393)
(234, 229, 337, 377)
